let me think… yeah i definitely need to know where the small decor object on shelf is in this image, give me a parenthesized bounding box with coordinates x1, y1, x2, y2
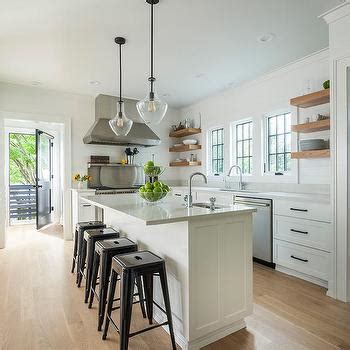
(323, 80, 330, 89)
(182, 139, 198, 145)
(317, 114, 330, 121)
(73, 174, 92, 189)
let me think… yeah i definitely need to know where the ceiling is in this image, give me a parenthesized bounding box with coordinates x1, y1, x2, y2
(0, 0, 343, 108)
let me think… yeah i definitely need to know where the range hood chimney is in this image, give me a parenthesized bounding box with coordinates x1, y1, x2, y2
(83, 95, 161, 147)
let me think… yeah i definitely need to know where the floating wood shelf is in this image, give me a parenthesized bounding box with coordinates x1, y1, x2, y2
(291, 149, 330, 159)
(169, 161, 202, 167)
(169, 128, 201, 138)
(169, 144, 202, 152)
(290, 89, 330, 108)
(291, 119, 330, 133)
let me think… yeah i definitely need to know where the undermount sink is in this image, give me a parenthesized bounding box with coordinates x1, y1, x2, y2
(192, 202, 230, 210)
(219, 189, 259, 193)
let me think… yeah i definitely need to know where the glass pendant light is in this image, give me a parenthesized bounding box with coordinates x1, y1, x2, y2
(109, 37, 133, 136)
(136, 0, 168, 125)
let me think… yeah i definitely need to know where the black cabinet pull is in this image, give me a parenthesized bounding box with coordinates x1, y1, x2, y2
(174, 194, 182, 197)
(82, 204, 91, 207)
(290, 228, 308, 235)
(291, 255, 308, 263)
(290, 208, 308, 212)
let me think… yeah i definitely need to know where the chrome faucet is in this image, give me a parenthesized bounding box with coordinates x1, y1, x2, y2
(226, 165, 245, 190)
(185, 172, 208, 208)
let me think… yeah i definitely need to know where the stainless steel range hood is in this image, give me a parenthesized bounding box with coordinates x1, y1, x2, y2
(83, 95, 161, 147)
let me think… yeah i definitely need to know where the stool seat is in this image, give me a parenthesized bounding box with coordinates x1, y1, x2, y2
(113, 251, 163, 270)
(96, 238, 137, 254)
(84, 227, 119, 240)
(77, 221, 105, 229)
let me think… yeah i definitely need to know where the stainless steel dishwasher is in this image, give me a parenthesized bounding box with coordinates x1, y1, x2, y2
(234, 195, 274, 267)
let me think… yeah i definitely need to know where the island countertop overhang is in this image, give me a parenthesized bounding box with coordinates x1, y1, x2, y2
(81, 193, 256, 226)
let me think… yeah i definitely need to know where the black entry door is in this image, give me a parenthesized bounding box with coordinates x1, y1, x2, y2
(35, 129, 54, 229)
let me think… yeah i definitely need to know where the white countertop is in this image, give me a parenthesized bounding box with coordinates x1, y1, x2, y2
(176, 186, 331, 204)
(81, 193, 256, 226)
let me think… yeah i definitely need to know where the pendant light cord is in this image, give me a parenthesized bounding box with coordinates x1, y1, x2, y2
(119, 42, 122, 104)
(150, 2, 155, 95)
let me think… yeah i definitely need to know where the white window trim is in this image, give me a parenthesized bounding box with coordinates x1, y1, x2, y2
(230, 118, 253, 176)
(262, 110, 295, 177)
(206, 126, 225, 179)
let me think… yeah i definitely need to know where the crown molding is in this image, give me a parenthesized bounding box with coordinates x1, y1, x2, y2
(320, 1, 350, 24)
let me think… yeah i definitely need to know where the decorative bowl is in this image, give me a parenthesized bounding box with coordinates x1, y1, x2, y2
(143, 165, 166, 177)
(183, 139, 198, 145)
(139, 189, 171, 204)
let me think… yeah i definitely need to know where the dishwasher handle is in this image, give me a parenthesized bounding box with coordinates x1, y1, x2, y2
(234, 200, 270, 207)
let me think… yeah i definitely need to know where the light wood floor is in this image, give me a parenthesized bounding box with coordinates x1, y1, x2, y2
(0, 225, 349, 350)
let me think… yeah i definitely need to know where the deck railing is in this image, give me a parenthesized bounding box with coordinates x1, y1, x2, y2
(9, 184, 36, 221)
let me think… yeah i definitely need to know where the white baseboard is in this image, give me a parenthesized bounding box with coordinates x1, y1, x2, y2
(153, 307, 246, 350)
(276, 265, 328, 288)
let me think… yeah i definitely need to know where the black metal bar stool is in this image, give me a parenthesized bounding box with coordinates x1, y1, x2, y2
(89, 238, 146, 331)
(77, 227, 119, 302)
(103, 251, 176, 350)
(71, 221, 105, 279)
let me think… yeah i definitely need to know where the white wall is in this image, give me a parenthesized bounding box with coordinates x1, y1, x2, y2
(0, 82, 180, 182)
(178, 49, 331, 191)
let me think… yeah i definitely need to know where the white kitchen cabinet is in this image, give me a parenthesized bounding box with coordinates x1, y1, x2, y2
(273, 198, 332, 288)
(274, 240, 331, 282)
(274, 216, 332, 252)
(273, 199, 331, 223)
(71, 189, 97, 234)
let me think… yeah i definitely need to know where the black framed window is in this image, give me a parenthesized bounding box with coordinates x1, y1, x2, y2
(211, 128, 224, 175)
(266, 112, 291, 173)
(235, 121, 253, 174)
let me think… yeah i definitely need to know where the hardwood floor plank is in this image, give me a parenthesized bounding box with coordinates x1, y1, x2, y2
(0, 225, 349, 350)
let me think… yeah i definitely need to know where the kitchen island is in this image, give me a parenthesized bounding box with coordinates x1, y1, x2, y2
(81, 193, 255, 350)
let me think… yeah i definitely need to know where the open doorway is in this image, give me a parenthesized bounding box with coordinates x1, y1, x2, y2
(8, 128, 55, 230)
(4, 121, 64, 235)
(9, 132, 37, 225)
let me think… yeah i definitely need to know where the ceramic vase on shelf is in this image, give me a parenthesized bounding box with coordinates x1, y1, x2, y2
(77, 181, 83, 190)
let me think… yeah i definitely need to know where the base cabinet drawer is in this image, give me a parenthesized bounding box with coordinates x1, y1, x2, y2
(274, 200, 331, 222)
(273, 240, 330, 281)
(78, 201, 96, 222)
(274, 216, 332, 252)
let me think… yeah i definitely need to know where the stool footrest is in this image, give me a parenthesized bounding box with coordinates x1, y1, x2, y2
(129, 321, 170, 338)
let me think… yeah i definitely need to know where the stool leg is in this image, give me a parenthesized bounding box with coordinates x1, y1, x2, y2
(85, 240, 94, 303)
(89, 252, 100, 309)
(143, 273, 154, 325)
(77, 241, 87, 288)
(98, 254, 112, 331)
(135, 275, 146, 318)
(159, 267, 177, 350)
(71, 230, 78, 273)
(119, 271, 135, 350)
(102, 270, 118, 340)
(76, 232, 84, 284)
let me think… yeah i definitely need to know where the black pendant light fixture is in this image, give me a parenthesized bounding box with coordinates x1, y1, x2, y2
(109, 37, 133, 136)
(136, 0, 168, 125)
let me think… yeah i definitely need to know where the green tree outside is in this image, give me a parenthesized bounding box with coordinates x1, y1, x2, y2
(9, 133, 36, 184)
